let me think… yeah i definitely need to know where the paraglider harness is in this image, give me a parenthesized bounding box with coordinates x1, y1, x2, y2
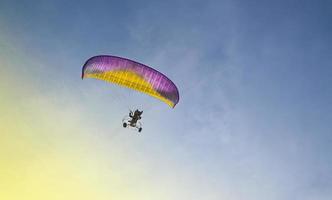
(122, 109, 143, 132)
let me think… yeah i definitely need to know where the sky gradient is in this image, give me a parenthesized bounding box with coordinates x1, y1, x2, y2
(1, 0, 331, 199)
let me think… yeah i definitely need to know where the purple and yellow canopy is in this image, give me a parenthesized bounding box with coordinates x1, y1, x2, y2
(82, 55, 179, 108)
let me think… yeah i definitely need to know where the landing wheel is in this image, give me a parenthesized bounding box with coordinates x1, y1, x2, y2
(138, 128, 142, 132)
(123, 123, 127, 128)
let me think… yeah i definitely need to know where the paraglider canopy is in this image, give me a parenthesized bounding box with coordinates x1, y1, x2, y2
(82, 55, 179, 108)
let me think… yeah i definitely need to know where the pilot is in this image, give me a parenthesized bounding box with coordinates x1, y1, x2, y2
(129, 109, 143, 125)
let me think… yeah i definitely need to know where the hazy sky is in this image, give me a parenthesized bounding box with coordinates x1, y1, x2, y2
(1, 0, 331, 200)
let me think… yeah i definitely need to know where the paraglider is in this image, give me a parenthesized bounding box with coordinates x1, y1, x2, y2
(122, 109, 143, 132)
(81, 55, 179, 132)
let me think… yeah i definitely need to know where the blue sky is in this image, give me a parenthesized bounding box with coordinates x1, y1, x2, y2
(1, 0, 331, 199)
